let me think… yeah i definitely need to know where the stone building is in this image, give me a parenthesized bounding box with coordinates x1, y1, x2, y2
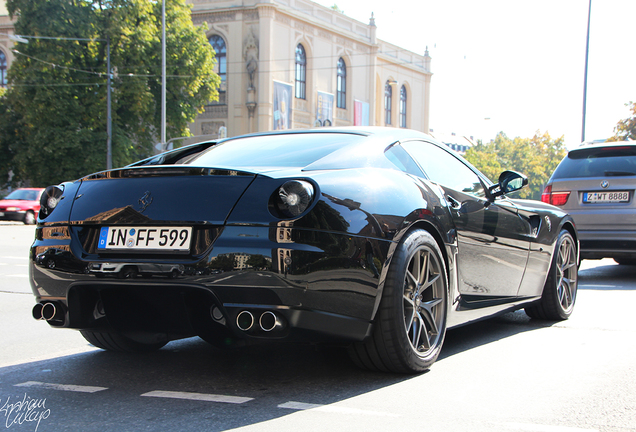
(0, 0, 433, 139)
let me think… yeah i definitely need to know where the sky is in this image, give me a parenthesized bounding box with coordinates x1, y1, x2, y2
(314, 0, 636, 148)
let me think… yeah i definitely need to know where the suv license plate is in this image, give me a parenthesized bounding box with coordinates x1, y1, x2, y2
(98, 226, 192, 251)
(583, 191, 630, 204)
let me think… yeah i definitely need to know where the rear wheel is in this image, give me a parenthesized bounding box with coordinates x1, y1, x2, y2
(525, 229, 578, 320)
(80, 330, 167, 352)
(349, 229, 448, 373)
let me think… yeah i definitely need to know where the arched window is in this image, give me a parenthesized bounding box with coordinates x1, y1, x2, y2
(399, 85, 407, 128)
(337, 58, 346, 109)
(384, 81, 393, 125)
(295, 44, 306, 100)
(0, 50, 7, 88)
(209, 35, 227, 100)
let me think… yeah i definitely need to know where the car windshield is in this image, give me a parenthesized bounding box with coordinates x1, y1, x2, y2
(189, 133, 366, 169)
(4, 189, 39, 201)
(552, 146, 636, 179)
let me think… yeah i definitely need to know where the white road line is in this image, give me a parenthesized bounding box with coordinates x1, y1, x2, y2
(141, 390, 253, 404)
(278, 401, 400, 417)
(504, 423, 600, 432)
(14, 381, 108, 393)
(209, 275, 236, 284)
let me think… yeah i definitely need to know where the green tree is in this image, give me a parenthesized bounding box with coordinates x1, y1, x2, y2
(608, 101, 636, 141)
(464, 131, 566, 200)
(1, 0, 219, 187)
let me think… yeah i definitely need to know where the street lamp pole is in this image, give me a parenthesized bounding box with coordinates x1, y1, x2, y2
(106, 36, 112, 170)
(582, 0, 592, 143)
(161, 0, 166, 152)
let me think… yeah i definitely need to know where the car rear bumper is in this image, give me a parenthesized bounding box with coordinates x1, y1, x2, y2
(29, 224, 392, 343)
(0, 211, 26, 221)
(578, 230, 636, 259)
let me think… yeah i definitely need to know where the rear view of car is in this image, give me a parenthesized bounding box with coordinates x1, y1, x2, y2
(542, 142, 636, 263)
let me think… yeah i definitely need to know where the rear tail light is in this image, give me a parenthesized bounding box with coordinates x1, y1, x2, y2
(270, 180, 315, 218)
(541, 185, 570, 206)
(39, 185, 65, 218)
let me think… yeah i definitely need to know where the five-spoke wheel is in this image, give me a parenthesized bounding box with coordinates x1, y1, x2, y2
(526, 229, 578, 320)
(349, 229, 448, 373)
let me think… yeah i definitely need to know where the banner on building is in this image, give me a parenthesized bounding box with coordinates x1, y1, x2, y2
(315, 91, 334, 127)
(273, 81, 292, 130)
(354, 100, 370, 126)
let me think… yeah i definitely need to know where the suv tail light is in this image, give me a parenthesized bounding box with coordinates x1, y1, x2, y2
(541, 185, 570, 206)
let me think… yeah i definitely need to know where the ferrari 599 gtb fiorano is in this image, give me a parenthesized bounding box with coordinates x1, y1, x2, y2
(29, 128, 578, 373)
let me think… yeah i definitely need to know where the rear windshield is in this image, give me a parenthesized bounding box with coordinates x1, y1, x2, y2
(552, 146, 636, 179)
(189, 133, 365, 169)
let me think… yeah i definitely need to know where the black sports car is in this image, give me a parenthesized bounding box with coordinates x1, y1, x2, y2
(30, 127, 578, 373)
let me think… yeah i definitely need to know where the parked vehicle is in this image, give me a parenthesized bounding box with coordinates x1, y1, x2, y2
(30, 127, 578, 373)
(0, 188, 44, 224)
(542, 141, 636, 264)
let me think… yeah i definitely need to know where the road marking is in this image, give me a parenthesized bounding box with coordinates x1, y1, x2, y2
(15, 381, 108, 393)
(141, 390, 253, 404)
(209, 275, 236, 284)
(504, 423, 600, 432)
(278, 401, 400, 417)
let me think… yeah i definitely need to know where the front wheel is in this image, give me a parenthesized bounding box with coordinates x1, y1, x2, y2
(349, 229, 448, 374)
(525, 229, 578, 320)
(80, 330, 167, 352)
(23, 211, 36, 225)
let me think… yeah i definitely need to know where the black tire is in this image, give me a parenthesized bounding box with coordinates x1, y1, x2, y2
(118, 266, 138, 279)
(23, 211, 36, 225)
(46, 259, 56, 269)
(525, 229, 578, 320)
(80, 330, 167, 352)
(349, 229, 448, 374)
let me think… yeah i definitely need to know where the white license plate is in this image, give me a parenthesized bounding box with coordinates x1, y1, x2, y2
(583, 191, 630, 203)
(97, 226, 192, 251)
(0, 212, 4, 217)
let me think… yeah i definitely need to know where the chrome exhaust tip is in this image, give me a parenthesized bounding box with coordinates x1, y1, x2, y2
(32, 303, 44, 320)
(259, 311, 284, 332)
(41, 302, 58, 321)
(236, 311, 254, 331)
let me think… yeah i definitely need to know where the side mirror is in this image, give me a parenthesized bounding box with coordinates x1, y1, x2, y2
(488, 170, 528, 199)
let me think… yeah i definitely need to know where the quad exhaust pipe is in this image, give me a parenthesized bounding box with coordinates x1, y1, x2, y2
(32, 301, 65, 324)
(236, 310, 285, 332)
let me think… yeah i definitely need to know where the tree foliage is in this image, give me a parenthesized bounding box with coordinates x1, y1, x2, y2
(1, 0, 219, 187)
(464, 131, 567, 200)
(607, 101, 636, 142)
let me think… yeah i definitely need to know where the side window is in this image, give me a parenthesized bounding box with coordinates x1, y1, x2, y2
(402, 141, 486, 198)
(385, 144, 425, 177)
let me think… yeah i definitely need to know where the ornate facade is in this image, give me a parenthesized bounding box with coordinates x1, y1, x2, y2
(0, 0, 433, 139)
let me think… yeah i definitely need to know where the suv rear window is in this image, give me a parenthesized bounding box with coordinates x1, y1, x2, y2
(551, 145, 636, 179)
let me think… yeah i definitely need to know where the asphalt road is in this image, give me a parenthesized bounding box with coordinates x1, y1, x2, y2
(0, 222, 635, 432)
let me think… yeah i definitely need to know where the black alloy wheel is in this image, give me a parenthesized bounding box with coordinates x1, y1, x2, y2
(525, 229, 578, 320)
(349, 229, 448, 373)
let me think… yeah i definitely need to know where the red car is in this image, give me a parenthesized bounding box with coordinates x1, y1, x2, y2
(0, 188, 44, 225)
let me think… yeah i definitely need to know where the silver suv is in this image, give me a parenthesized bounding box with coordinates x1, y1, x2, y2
(542, 142, 636, 264)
